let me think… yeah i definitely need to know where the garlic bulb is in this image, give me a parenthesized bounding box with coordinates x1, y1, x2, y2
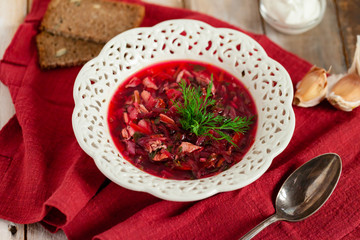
(327, 35, 360, 111)
(293, 66, 328, 107)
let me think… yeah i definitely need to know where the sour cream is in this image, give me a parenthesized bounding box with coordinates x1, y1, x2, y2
(262, 0, 321, 25)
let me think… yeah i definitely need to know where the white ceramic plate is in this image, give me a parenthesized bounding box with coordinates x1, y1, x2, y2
(72, 19, 295, 201)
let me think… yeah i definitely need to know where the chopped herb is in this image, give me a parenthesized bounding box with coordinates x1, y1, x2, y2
(167, 145, 174, 152)
(222, 164, 230, 171)
(149, 151, 157, 160)
(192, 64, 206, 72)
(149, 149, 161, 160)
(133, 132, 144, 142)
(208, 167, 221, 173)
(154, 117, 160, 125)
(174, 75, 253, 147)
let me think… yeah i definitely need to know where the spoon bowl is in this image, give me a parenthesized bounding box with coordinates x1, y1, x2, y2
(240, 153, 342, 239)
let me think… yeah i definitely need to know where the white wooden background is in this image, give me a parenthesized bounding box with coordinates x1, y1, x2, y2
(0, 0, 358, 239)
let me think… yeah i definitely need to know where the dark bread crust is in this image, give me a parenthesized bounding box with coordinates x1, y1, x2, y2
(40, 0, 145, 43)
(36, 31, 103, 70)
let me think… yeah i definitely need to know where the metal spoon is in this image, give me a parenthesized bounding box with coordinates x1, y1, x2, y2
(240, 153, 342, 240)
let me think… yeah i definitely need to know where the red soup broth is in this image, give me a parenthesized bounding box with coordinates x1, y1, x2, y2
(108, 61, 257, 180)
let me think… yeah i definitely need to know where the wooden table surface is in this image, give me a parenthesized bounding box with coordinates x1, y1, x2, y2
(0, 0, 359, 239)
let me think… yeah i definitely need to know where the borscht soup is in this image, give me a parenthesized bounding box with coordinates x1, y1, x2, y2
(108, 61, 257, 180)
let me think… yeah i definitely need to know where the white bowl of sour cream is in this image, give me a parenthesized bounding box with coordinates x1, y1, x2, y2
(260, 0, 326, 34)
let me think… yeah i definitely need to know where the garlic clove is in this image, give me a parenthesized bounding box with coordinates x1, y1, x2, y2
(293, 66, 328, 107)
(326, 35, 360, 112)
(327, 73, 360, 111)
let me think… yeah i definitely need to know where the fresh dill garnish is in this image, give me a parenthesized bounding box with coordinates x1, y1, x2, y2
(174, 76, 253, 147)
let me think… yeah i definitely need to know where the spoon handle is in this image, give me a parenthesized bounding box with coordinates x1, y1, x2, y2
(239, 214, 281, 240)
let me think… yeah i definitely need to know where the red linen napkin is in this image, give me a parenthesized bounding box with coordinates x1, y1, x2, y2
(1, 0, 360, 239)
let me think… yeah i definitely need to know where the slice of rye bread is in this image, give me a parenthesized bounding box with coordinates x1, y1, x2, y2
(36, 31, 104, 70)
(40, 0, 145, 43)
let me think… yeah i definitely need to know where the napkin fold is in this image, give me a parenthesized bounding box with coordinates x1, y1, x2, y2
(1, 0, 360, 239)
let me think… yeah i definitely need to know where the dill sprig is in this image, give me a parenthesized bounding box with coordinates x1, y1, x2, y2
(174, 76, 253, 147)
